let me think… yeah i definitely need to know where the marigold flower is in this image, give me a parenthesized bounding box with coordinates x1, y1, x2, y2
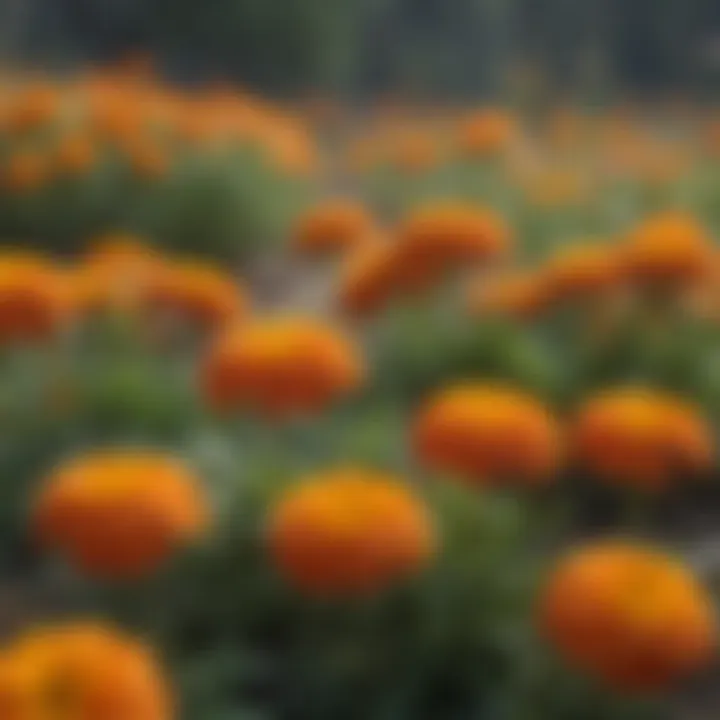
(54, 133, 96, 176)
(623, 212, 714, 287)
(413, 383, 562, 485)
(143, 260, 247, 329)
(394, 202, 510, 290)
(0, 253, 69, 344)
(201, 316, 364, 418)
(0, 621, 171, 719)
(539, 542, 717, 692)
(6, 84, 60, 134)
(1, 151, 51, 193)
(572, 388, 714, 491)
(293, 200, 375, 256)
(466, 269, 550, 320)
(34, 450, 210, 579)
(267, 468, 436, 596)
(458, 109, 516, 159)
(337, 240, 398, 317)
(543, 242, 624, 303)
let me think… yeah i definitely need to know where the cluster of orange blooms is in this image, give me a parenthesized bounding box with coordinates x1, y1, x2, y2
(0, 67, 318, 193)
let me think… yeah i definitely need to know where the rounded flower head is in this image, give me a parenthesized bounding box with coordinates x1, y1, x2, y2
(293, 200, 375, 256)
(543, 242, 624, 303)
(74, 235, 163, 314)
(143, 260, 247, 329)
(467, 270, 550, 321)
(34, 450, 210, 579)
(54, 133, 96, 176)
(458, 109, 516, 159)
(623, 212, 714, 287)
(413, 384, 562, 486)
(267, 468, 436, 597)
(388, 129, 439, 174)
(6, 84, 60, 134)
(539, 542, 717, 692)
(395, 202, 510, 290)
(0, 253, 69, 344)
(201, 316, 364, 418)
(2, 151, 51, 193)
(337, 240, 398, 317)
(573, 388, 714, 491)
(0, 622, 171, 719)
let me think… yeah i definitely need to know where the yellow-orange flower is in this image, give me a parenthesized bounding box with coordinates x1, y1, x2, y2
(337, 240, 398, 317)
(539, 542, 717, 692)
(1, 151, 51, 193)
(201, 316, 364, 417)
(458, 109, 516, 159)
(73, 235, 163, 314)
(293, 200, 375, 256)
(0, 253, 69, 344)
(0, 622, 171, 719)
(572, 388, 714, 491)
(6, 84, 60, 134)
(267, 468, 436, 596)
(395, 202, 510, 289)
(623, 212, 714, 287)
(413, 384, 562, 485)
(34, 450, 210, 579)
(54, 133, 96, 176)
(466, 270, 550, 320)
(543, 242, 624, 303)
(143, 260, 247, 329)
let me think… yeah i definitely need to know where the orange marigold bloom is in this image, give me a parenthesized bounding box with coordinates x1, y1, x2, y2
(337, 240, 398, 317)
(0, 622, 171, 719)
(293, 200, 375, 256)
(143, 260, 247, 329)
(1, 151, 51, 193)
(466, 270, 550, 320)
(6, 84, 60, 134)
(573, 388, 714, 491)
(623, 212, 714, 287)
(413, 384, 562, 486)
(539, 542, 717, 692)
(543, 242, 624, 302)
(74, 235, 163, 314)
(458, 109, 516, 159)
(267, 468, 436, 597)
(34, 450, 210, 579)
(0, 253, 69, 344)
(201, 316, 364, 418)
(395, 202, 510, 287)
(54, 133, 96, 176)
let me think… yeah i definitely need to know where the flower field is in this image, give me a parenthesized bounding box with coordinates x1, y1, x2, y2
(0, 67, 717, 719)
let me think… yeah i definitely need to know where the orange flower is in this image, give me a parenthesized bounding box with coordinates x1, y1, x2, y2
(293, 200, 375, 256)
(267, 468, 436, 596)
(623, 212, 714, 287)
(0, 622, 171, 719)
(124, 139, 169, 180)
(543, 242, 624, 303)
(458, 109, 516, 159)
(1, 151, 51, 193)
(337, 240, 398, 317)
(395, 202, 510, 289)
(388, 129, 439, 174)
(0, 253, 69, 344)
(6, 84, 60, 134)
(143, 260, 247, 329)
(34, 450, 210, 579)
(74, 235, 163, 314)
(466, 270, 550, 320)
(413, 384, 562, 486)
(539, 542, 717, 692)
(572, 388, 714, 491)
(201, 316, 364, 418)
(54, 133, 96, 176)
